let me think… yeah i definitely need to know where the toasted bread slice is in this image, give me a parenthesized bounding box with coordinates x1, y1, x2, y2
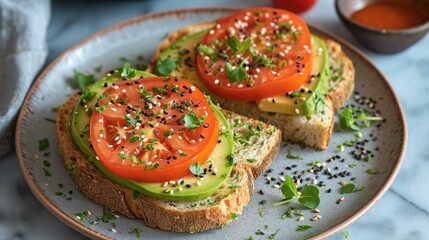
(323, 37, 355, 112)
(148, 21, 354, 149)
(57, 94, 281, 232)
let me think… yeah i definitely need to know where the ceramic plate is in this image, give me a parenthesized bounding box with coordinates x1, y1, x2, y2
(15, 8, 406, 240)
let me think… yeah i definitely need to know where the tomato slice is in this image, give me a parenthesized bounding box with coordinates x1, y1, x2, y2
(90, 77, 219, 182)
(196, 7, 313, 101)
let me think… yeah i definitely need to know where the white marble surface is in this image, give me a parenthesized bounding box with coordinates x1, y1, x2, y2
(1, 0, 428, 239)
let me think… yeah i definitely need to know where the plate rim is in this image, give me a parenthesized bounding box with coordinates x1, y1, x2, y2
(15, 7, 407, 240)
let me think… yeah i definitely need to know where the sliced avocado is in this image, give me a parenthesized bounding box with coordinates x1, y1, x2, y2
(71, 70, 234, 201)
(256, 35, 330, 116)
(156, 29, 210, 93)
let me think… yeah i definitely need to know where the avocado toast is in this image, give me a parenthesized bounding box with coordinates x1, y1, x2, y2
(57, 67, 281, 232)
(148, 12, 354, 149)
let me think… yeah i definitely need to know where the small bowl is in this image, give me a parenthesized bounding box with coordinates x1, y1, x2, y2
(335, 0, 429, 53)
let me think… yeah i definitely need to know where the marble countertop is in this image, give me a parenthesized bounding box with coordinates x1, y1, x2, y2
(1, 0, 428, 239)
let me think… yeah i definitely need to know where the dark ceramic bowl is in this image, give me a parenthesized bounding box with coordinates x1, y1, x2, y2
(335, 0, 429, 53)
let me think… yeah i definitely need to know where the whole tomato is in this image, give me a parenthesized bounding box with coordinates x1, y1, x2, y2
(271, 0, 317, 14)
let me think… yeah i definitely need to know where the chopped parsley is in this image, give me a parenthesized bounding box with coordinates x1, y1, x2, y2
(225, 60, 247, 83)
(38, 138, 49, 151)
(95, 104, 108, 113)
(74, 70, 96, 91)
(197, 44, 215, 57)
(287, 151, 304, 160)
(81, 88, 97, 103)
(189, 162, 203, 175)
(183, 112, 203, 129)
(125, 115, 139, 127)
(296, 224, 313, 231)
(226, 36, 251, 55)
(339, 106, 383, 131)
(152, 87, 167, 95)
(74, 210, 90, 221)
(367, 168, 379, 174)
(155, 57, 176, 76)
(129, 228, 143, 238)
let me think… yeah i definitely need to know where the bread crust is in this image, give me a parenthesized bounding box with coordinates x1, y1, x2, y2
(56, 94, 281, 232)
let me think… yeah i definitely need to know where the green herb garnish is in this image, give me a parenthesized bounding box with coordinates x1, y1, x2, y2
(340, 106, 383, 131)
(129, 228, 143, 238)
(38, 138, 49, 151)
(225, 61, 247, 83)
(155, 57, 176, 76)
(226, 36, 251, 55)
(340, 183, 356, 194)
(273, 175, 320, 209)
(367, 168, 379, 174)
(189, 162, 203, 175)
(296, 224, 313, 231)
(74, 70, 96, 91)
(74, 211, 90, 221)
(269, 229, 281, 239)
(197, 44, 215, 57)
(183, 112, 203, 129)
(287, 151, 304, 160)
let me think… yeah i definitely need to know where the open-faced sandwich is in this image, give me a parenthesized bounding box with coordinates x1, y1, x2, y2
(57, 68, 281, 232)
(56, 7, 354, 234)
(149, 7, 355, 149)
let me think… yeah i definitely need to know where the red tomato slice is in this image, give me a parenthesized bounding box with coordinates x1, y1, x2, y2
(90, 77, 219, 182)
(196, 7, 313, 101)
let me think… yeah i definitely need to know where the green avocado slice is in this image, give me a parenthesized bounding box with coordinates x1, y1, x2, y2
(70, 69, 234, 201)
(256, 35, 330, 116)
(156, 29, 330, 116)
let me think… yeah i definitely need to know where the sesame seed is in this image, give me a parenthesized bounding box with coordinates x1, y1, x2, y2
(298, 216, 304, 221)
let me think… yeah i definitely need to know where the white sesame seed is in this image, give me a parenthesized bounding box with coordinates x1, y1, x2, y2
(209, 29, 215, 35)
(163, 182, 168, 187)
(196, 181, 201, 186)
(111, 228, 117, 233)
(274, 184, 280, 189)
(280, 176, 286, 182)
(298, 216, 304, 221)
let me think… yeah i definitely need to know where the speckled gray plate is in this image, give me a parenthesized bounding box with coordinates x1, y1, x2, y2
(15, 8, 406, 240)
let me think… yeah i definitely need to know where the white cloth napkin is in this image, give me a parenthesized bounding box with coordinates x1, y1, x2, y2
(0, 0, 50, 158)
